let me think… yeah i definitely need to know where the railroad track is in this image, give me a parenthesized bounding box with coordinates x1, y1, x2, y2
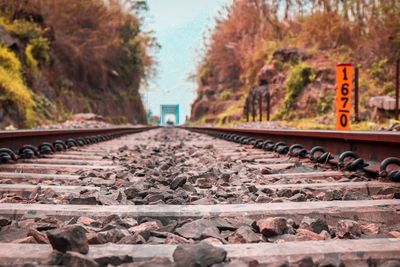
(0, 126, 399, 266)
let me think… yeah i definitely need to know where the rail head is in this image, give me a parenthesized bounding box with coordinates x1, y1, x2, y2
(0, 126, 156, 139)
(0, 126, 158, 158)
(184, 126, 400, 144)
(183, 126, 400, 178)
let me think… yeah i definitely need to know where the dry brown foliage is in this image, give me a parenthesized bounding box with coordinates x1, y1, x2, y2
(0, 0, 155, 90)
(199, 0, 400, 90)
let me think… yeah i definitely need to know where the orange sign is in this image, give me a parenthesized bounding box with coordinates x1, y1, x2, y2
(336, 64, 353, 130)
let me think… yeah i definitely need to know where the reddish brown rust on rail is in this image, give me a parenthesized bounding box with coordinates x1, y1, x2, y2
(0, 127, 156, 152)
(184, 126, 400, 163)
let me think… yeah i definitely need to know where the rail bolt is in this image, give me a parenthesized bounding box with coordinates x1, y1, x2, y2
(274, 142, 289, 154)
(19, 145, 39, 159)
(232, 136, 240, 142)
(289, 144, 308, 158)
(76, 138, 86, 146)
(247, 138, 257, 145)
(262, 140, 275, 151)
(0, 148, 17, 163)
(66, 138, 78, 148)
(310, 146, 333, 163)
(338, 151, 368, 171)
(380, 157, 400, 182)
(254, 139, 265, 149)
(39, 143, 55, 155)
(53, 140, 67, 152)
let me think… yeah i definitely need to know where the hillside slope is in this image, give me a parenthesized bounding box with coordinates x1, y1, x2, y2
(0, 0, 155, 129)
(191, 0, 400, 126)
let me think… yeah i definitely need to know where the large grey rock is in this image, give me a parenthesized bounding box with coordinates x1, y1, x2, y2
(227, 226, 263, 243)
(200, 226, 222, 240)
(170, 176, 187, 190)
(173, 241, 227, 267)
(175, 219, 219, 239)
(46, 225, 89, 254)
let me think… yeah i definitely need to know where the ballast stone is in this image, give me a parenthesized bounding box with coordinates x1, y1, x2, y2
(173, 241, 227, 267)
(46, 225, 89, 254)
(253, 217, 287, 237)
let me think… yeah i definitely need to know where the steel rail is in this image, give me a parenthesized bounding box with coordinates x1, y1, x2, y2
(0, 126, 157, 153)
(184, 126, 400, 163)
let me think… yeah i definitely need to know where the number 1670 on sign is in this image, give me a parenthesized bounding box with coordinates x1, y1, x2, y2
(336, 64, 353, 130)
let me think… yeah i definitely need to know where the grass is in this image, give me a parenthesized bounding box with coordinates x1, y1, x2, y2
(279, 117, 390, 131)
(216, 101, 244, 125)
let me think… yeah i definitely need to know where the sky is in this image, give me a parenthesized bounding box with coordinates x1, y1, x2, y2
(141, 0, 232, 124)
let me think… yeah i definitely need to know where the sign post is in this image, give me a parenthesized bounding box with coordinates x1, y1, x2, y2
(336, 64, 353, 130)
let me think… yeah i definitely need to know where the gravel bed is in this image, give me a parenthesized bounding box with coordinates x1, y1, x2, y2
(1, 128, 399, 266)
(2, 128, 399, 206)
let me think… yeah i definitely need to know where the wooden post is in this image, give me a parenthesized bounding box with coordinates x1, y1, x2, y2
(354, 67, 359, 122)
(266, 92, 271, 121)
(259, 92, 262, 122)
(245, 98, 250, 122)
(252, 95, 256, 122)
(396, 59, 399, 120)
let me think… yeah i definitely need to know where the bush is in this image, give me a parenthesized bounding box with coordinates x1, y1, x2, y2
(219, 90, 232, 100)
(367, 58, 389, 81)
(274, 63, 314, 119)
(0, 43, 21, 73)
(0, 45, 35, 126)
(317, 95, 334, 115)
(25, 37, 50, 70)
(25, 44, 38, 70)
(0, 17, 43, 42)
(0, 0, 155, 89)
